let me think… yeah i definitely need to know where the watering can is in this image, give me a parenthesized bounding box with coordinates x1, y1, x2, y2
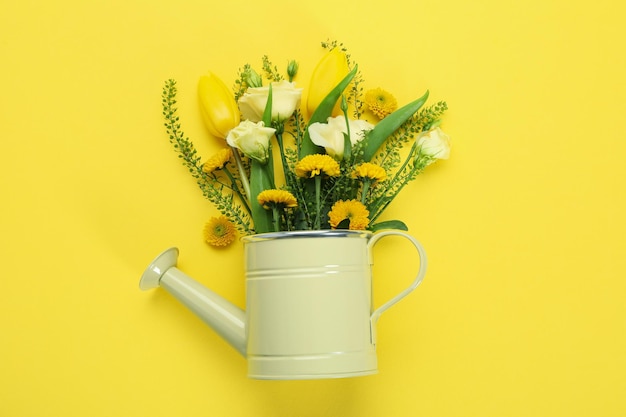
(140, 230, 427, 380)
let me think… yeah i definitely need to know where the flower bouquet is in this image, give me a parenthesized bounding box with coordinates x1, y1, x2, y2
(161, 41, 450, 246)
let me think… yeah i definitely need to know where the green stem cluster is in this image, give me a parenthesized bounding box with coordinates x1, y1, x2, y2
(162, 79, 252, 234)
(314, 175, 322, 229)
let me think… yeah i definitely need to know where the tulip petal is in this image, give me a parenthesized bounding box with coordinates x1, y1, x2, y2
(198, 72, 240, 139)
(306, 48, 350, 116)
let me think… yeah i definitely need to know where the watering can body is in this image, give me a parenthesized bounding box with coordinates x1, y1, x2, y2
(140, 230, 427, 380)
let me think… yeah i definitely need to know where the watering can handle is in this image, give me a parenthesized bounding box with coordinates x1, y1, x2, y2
(368, 230, 427, 334)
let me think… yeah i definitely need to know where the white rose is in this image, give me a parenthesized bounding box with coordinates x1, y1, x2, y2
(238, 80, 302, 123)
(308, 116, 374, 160)
(226, 120, 276, 164)
(417, 127, 451, 162)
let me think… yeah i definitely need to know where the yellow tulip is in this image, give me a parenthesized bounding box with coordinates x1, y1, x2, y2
(306, 48, 350, 117)
(198, 72, 240, 139)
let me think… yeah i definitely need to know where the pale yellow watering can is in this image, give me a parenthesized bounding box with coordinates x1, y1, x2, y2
(140, 230, 427, 380)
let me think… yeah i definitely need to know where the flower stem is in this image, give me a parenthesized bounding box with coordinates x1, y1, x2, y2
(271, 207, 281, 232)
(275, 131, 291, 187)
(361, 179, 371, 205)
(314, 175, 321, 229)
(231, 146, 251, 202)
(369, 144, 421, 223)
(223, 168, 252, 216)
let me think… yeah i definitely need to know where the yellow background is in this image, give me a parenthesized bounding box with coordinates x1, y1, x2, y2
(2, 0, 625, 415)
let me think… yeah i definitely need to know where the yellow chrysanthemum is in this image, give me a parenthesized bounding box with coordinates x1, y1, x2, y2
(328, 200, 370, 230)
(202, 148, 232, 174)
(257, 189, 298, 209)
(364, 88, 398, 119)
(203, 215, 237, 247)
(352, 162, 387, 183)
(295, 154, 341, 178)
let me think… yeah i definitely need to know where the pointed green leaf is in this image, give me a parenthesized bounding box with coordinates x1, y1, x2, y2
(260, 85, 275, 192)
(262, 84, 273, 126)
(336, 218, 351, 230)
(362, 90, 429, 162)
(369, 220, 409, 232)
(249, 160, 274, 234)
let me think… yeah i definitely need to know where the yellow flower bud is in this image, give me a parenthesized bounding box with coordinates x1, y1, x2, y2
(198, 72, 240, 139)
(306, 48, 350, 117)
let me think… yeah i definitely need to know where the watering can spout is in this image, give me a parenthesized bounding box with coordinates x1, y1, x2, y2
(139, 248, 247, 356)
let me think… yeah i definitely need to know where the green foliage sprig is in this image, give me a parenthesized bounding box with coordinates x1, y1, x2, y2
(162, 79, 252, 234)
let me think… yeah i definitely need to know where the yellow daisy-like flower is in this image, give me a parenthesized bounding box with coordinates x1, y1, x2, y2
(203, 215, 237, 247)
(364, 88, 398, 119)
(352, 162, 387, 184)
(257, 189, 298, 210)
(328, 200, 370, 230)
(295, 154, 341, 178)
(202, 148, 232, 174)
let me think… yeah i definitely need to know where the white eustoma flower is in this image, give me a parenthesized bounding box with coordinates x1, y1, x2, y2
(308, 116, 374, 160)
(226, 120, 276, 164)
(238, 80, 302, 123)
(417, 127, 451, 162)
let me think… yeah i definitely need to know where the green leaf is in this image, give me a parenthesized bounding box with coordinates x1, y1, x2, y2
(362, 90, 429, 162)
(249, 160, 274, 234)
(299, 65, 359, 158)
(262, 84, 273, 126)
(369, 220, 409, 232)
(336, 218, 351, 230)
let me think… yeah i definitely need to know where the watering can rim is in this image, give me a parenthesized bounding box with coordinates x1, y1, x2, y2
(242, 229, 371, 242)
